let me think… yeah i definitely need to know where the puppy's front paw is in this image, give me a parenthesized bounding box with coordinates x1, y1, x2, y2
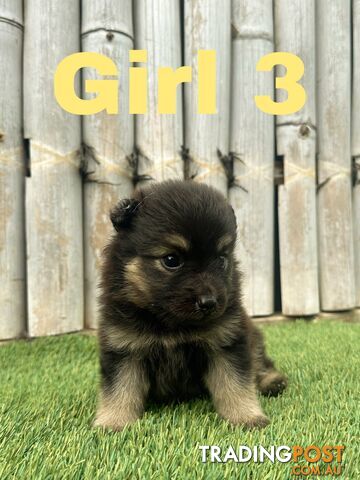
(242, 415, 270, 429)
(220, 410, 270, 429)
(93, 409, 140, 432)
(258, 371, 288, 397)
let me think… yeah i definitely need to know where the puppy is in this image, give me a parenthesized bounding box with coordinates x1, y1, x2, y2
(94, 180, 287, 431)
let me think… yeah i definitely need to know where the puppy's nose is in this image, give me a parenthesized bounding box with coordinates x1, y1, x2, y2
(197, 295, 217, 313)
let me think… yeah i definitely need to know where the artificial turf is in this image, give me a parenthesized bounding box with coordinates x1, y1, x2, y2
(0, 320, 359, 480)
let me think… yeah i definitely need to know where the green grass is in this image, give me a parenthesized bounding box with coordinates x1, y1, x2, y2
(0, 320, 359, 480)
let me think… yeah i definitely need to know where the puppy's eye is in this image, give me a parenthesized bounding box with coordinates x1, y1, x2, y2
(161, 254, 183, 271)
(219, 255, 228, 269)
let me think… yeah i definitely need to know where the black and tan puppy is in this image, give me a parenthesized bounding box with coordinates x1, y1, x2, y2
(95, 180, 287, 431)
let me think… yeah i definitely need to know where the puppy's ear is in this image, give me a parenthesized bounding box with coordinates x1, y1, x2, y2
(110, 198, 140, 231)
(230, 205, 238, 231)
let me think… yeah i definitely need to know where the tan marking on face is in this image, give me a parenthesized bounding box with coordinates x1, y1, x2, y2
(165, 234, 190, 251)
(94, 358, 149, 431)
(205, 355, 268, 427)
(154, 258, 166, 272)
(123, 257, 151, 306)
(146, 246, 175, 257)
(217, 234, 234, 252)
(145, 234, 190, 257)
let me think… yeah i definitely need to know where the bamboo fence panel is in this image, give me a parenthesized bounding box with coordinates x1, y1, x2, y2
(184, 0, 230, 194)
(229, 0, 274, 316)
(0, 0, 25, 339)
(82, 0, 134, 328)
(134, 0, 184, 184)
(1, 2, 360, 340)
(24, 0, 83, 336)
(275, 0, 319, 315)
(316, 0, 356, 311)
(352, 0, 360, 307)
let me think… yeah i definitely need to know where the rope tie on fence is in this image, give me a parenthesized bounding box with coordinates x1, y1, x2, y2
(30, 142, 80, 170)
(190, 156, 228, 183)
(0, 147, 24, 170)
(138, 157, 183, 181)
(319, 160, 351, 179)
(317, 160, 351, 189)
(234, 163, 273, 184)
(87, 152, 133, 180)
(285, 162, 316, 184)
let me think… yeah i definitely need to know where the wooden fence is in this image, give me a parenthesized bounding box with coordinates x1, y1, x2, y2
(0, 0, 359, 339)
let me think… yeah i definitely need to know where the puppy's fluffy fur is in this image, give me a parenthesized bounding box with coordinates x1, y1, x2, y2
(95, 180, 287, 431)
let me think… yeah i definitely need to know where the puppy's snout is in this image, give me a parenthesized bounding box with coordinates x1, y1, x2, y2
(196, 295, 217, 313)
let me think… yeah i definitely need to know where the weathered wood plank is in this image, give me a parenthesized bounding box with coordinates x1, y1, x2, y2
(275, 0, 319, 315)
(82, 0, 134, 328)
(81, 0, 133, 34)
(277, 126, 319, 315)
(0, 0, 25, 339)
(24, 0, 83, 336)
(352, 0, 360, 307)
(316, 0, 356, 310)
(229, 0, 274, 316)
(184, 0, 231, 194)
(134, 0, 184, 184)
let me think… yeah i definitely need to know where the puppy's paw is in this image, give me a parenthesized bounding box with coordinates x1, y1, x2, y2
(220, 411, 270, 429)
(258, 371, 287, 397)
(242, 415, 270, 430)
(93, 409, 140, 432)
